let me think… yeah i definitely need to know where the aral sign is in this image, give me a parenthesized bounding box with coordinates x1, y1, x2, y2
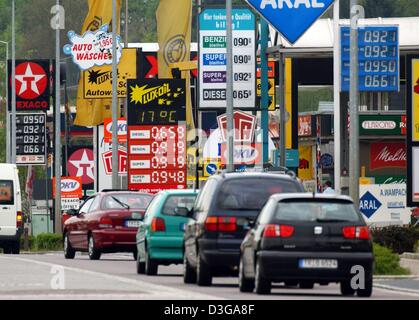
(246, 0, 334, 44)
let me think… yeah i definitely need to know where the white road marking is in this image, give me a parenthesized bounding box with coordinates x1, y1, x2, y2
(0, 255, 222, 300)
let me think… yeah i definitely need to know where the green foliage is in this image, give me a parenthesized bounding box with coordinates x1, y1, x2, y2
(371, 226, 419, 254)
(373, 243, 410, 275)
(20, 235, 36, 250)
(34, 233, 63, 251)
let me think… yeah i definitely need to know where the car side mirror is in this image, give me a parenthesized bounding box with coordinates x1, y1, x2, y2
(67, 209, 78, 216)
(131, 212, 144, 221)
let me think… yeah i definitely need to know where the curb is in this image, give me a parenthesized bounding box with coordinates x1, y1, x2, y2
(374, 283, 419, 296)
(401, 253, 419, 260)
(20, 251, 62, 255)
(374, 275, 419, 280)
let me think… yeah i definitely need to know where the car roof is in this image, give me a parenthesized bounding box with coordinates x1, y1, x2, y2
(214, 172, 296, 181)
(270, 193, 354, 203)
(97, 191, 154, 197)
(159, 189, 199, 195)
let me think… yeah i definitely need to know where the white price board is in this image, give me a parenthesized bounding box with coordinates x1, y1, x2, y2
(61, 198, 80, 211)
(199, 9, 256, 109)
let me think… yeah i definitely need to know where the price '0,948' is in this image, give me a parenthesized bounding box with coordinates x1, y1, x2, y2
(151, 171, 186, 184)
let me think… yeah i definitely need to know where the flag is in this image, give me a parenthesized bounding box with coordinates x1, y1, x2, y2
(156, 0, 194, 130)
(25, 165, 35, 199)
(74, 0, 121, 127)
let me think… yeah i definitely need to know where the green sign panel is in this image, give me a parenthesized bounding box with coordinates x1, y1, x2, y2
(203, 36, 226, 48)
(359, 115, 406, 136)
(374, 175, 407, 184)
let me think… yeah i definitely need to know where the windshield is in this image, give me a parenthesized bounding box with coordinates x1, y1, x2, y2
(104, 194, 153, 210)
(273, 201, 360, 222)
(217, 178, 301, 210)
(162, 195, 197, 216)
(0, 180, 14, 205)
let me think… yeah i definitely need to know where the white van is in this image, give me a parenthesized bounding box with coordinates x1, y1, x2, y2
(0, 164, 22, 254)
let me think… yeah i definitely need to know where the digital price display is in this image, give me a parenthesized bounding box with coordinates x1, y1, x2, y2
(127, 79, 187, 194)
(15, 113, 47, 164)
(341, 26, 399, 92)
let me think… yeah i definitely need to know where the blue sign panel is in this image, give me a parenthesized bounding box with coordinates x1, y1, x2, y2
(246, 0, 334, 44)
(359, 191, 382, 218)
(203, 53, 227, 66)
(341, 26, 400, 92)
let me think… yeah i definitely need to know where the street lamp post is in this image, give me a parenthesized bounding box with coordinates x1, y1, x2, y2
(0, 40, 9, 163)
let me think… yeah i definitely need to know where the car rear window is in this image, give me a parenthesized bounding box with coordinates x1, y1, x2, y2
(162, 195, 197, 216)
(217, 178, 301, 210)
(272, 200, 360, 222)
(0, 180, 14, 205)
(104, 194, 153, 210)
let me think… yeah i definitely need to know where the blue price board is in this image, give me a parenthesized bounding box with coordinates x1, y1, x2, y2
(341, 26, 399, 92)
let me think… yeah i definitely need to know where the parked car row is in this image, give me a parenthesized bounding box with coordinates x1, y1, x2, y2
(63, 171, 374, 297)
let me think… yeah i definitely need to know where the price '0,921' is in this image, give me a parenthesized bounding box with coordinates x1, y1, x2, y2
(23, 126, 44, 134)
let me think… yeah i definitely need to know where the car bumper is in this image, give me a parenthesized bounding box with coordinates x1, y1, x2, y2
(148, 236, 184, 261)
(92, 229, 137, 252)
(199, 239, 241, 268)
(0, 230, 21, 244)
(257, 251, 374, 282)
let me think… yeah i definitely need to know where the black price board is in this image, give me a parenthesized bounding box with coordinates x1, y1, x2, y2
(15, 113, 47, 165)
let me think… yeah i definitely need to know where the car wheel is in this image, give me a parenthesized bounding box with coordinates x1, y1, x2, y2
(64, 233, 76, 259)
(340, 280, 356, 296)
(88, 235, 101, 260)
(11, 241, 20, 255)
(300, 281, 314, 289)
(196, 251, 212, 286)
(3, 246, 11, 254)
(183, 253, 196, 284)
(357, 278, 373, 298)
(136, 253, 145, 274)
(239, 258, 254, 293)
(145, 249, 158, 275)
(255, 259, 271, 294)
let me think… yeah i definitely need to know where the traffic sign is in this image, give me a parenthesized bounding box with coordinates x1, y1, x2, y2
(341, 26, 400, 92)
(246, 0, 334, 44)
(204, 163, 219, 177)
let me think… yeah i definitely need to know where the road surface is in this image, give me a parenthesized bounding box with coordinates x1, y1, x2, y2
(0, 253, 418, 300)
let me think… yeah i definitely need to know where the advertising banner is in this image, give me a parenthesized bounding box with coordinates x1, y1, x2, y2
(8, 60, 52, 111)
(370, 142, 406, 171)
(413, 59, 419, 141)
(298, 145, 313, 181)
(103, 118, 127, 143)
(298, 115, 312, 137)
(360, 114, 406, 136)
(83, 48, 137, 99)
(359, 184, 411, 225)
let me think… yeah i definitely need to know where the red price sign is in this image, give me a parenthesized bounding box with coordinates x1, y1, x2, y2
(128, 125, 187, 193)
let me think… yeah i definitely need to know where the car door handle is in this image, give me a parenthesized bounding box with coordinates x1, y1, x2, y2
(2, 207, 8, 210)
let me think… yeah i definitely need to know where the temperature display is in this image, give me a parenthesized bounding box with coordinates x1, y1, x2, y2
(341, 26, 399, 92)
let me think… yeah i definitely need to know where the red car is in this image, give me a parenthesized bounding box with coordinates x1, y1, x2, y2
(63, 191, 153, 260)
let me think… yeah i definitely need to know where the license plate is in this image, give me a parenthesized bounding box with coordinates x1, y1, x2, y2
(126, 220, 141, 228)
(299, 259, 338, 269)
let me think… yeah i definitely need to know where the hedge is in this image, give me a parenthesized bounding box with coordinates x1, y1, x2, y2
(370, 226, 419, 254)
(373, 243, 410, 275)
(35, 233, 63, 251)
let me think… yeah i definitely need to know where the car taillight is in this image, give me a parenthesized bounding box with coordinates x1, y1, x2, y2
(99, 217, 113, 229)
(204, 217, 237, 232)
(151, 218, 166, 232)
(17, 211, 23, 228)
(342, 226, 370, 240)
(263, 224, 294, 238)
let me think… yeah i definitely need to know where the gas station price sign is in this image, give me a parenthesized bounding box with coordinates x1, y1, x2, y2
(341, 26, 399, 92)
(15, 113, 47, 165)
(127, 79, 187, 194)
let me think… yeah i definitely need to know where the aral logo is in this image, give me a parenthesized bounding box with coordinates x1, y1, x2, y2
(359, 191, 382, 218)
(61, 179, 81, 193)
(14, 62, 47, 100)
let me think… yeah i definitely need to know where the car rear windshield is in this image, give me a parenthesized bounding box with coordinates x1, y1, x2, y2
(104, 194, 153, 210)
(162, 195, 197, 216)
(0, 180, 14, 205)
(272, 200, 360, 222)
(217, 178, 301, 210)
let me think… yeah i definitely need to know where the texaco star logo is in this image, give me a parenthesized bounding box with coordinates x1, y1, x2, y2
(13, 62, 47, 100)
(68, 149, 95, 185)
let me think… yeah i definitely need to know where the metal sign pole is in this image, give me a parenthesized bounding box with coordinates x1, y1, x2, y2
(54, 0, 62, 234)
(226, 0, 234, 172)
(260, 20, 269, 165)
(111, 0, 119, 189)
(11, 0, 16, 165)
(333, 0, 341, 194)
(349, 0, 360, 204)
(279, 52, 286, 167)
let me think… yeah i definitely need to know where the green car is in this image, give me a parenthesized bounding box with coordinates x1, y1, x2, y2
(136, 190, 197, 275)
